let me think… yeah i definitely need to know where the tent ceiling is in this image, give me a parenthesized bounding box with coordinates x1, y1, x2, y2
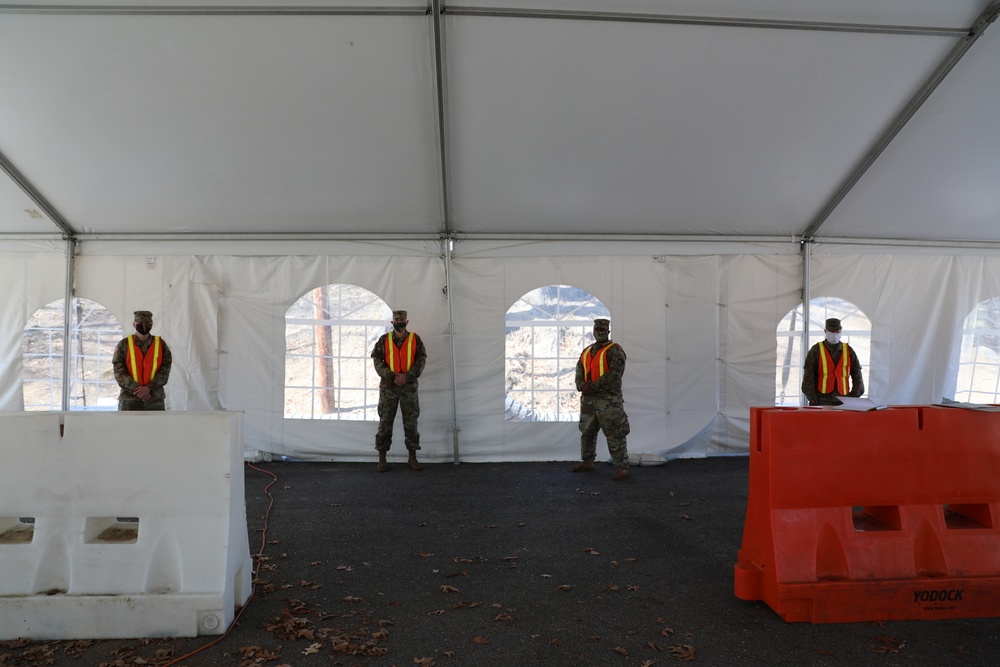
(1, 0, 998, 243)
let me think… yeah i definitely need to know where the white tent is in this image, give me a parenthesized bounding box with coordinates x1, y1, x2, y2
(2, 0, 1000, 461)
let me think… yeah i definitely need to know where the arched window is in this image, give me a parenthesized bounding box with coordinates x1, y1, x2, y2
(284, 284, 391, 420)
(505, 285, 610, 422)
(775, 296, 871, 406)
(22, 298, 124, 411)
(954, 297, 1000, 404)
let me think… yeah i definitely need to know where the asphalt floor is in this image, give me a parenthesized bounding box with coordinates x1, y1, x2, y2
(2, 457, 999, 666)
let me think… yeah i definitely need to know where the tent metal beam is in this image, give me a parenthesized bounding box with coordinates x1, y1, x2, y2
(60, 238, 77, 411)
(16, 232, 990, 251)
(431, 0, 453, 234)
(444, 6, 968, 37)
(0, 4, 428, 15)
(431, 3, 461, 462)
(801, 0, 1000, 241)
(0, 150, 77, 238)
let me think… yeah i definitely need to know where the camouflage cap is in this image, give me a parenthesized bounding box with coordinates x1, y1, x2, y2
(134, 310, 154, 323)
(593, 318, 610, 328)
(825, 318, 842, 332)
(392, 310, 408, 320)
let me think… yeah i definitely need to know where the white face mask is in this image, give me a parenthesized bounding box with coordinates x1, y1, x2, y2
(825, 331, 842, 345)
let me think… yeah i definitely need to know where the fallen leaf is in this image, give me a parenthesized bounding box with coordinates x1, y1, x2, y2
(557, 584, 572, 591)
(640, 661, 655, 667)
(627, 584, 640, 591)
(302, 643, 323, 655)
(661, 627, 675, 637)
(873, 636, 904, 654)
(429, 609, 446, 616)
(419, 552, 433, 557)
(670, 644, 697, 661)
(583, 547, 600, 555)
(550, 638, 563, 647)
(440, 585, 460, 593)
(495, 613, 513, 623)
(343, 595, 363, 603)
(614, 646, 629, 657)
(647, 641, 664, 651)
(608, 583, 620, 591)
(473, 636, 489, 645)
(443, 650, 456, 657)
(414, 658, 437, 666)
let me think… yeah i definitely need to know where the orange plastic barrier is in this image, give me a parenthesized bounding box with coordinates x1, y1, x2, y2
(734, 405, 1000, 623)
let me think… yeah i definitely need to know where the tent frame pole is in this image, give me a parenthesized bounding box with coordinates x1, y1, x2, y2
(442, 236, 461, 463)
(801, 241, 812, 406)
(61, 237, 77, 411)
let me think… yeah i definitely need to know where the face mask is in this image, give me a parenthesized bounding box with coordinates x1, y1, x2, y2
(135, 322, 151, 335)
(594, 329, 610, 342)
(825, 331, 841, 345)
(393, 322, 406, 332)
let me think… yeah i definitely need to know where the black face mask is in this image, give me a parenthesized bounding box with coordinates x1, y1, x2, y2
(393, 322, 406, 332)
(135, 323, 151, 335)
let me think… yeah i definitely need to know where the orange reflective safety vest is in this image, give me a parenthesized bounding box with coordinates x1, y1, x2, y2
(384, 332, 418, 373)
(581, 342, 620, 382)
(817, 341, 852, 395)
(125, 335, 163, 385)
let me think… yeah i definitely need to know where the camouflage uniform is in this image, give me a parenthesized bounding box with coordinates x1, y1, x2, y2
(371, 331, 427, 452)
(576, 339, 630, 471)
(112, 323, 173, 411)
(801, 341, 864, 406)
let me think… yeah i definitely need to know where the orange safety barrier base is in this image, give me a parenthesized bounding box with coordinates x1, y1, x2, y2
(734, 405, 1000, 623)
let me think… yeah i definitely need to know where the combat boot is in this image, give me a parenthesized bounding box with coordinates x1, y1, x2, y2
(377, 451, 388, 473)
(612, 468, 629, 481)
(570, 462, 594, 472)
(407, 451, 423, 471)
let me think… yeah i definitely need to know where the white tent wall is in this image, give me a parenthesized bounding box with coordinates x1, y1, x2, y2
(5, 243, 1000, 461)
(807, 248, 1000, 406)
(719, 253, 803, 455)
(0, 250, 66, 410)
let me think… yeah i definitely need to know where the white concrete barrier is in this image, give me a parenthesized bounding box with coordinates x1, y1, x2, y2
(0, 411, 252, 639)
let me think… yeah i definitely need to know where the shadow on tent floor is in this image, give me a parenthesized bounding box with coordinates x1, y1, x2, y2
(3, 458, 999, 666)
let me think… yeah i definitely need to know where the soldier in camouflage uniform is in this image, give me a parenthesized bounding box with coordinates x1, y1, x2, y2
(571, 318, 631, 480)
(112, 310, 173, 411)
(371, 310, 427, 472)
(801, 317, 864, 406)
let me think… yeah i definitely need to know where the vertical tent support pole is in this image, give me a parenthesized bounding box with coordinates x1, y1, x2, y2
(801, 241, 812, 405)
(61, 236, 76, 411)
(442, 236, 461, 463)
